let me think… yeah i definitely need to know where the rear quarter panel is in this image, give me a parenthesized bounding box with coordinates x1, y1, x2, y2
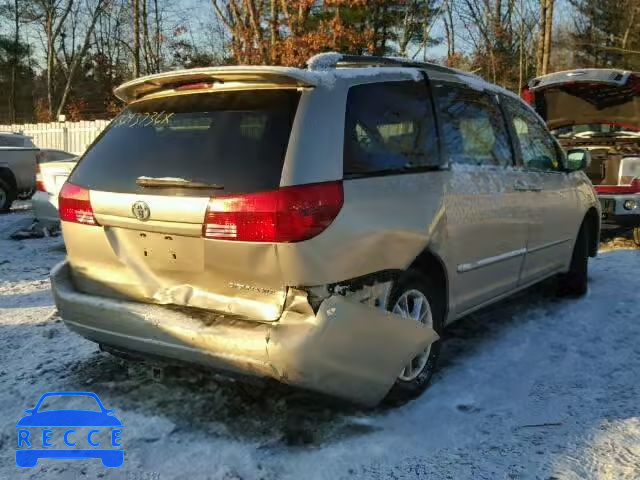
(276, 173, 450, 286)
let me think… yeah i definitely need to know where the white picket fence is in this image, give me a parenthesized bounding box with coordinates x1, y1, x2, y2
(0, 120, 112, 155)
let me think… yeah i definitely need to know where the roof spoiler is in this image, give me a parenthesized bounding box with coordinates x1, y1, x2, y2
(528, 69, 634, 91)
(114, 66, 319, 103)
(115, 52, 483, 103)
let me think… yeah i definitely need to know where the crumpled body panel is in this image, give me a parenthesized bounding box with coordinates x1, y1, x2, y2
(52, 261, 438, 406)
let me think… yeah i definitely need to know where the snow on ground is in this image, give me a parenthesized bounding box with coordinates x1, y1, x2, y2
(0, 205, 639, 479)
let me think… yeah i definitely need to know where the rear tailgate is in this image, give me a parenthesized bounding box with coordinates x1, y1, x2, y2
(63, 89, 301, 321)
(527, 69, 640, 130)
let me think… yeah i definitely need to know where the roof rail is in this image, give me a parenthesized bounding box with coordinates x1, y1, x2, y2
(306, 52, 473, 77)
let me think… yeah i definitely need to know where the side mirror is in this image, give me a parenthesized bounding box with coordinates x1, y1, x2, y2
(566, 148, 591, 171)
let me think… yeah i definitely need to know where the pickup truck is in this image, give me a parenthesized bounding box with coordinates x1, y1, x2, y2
(0, 132, 38, 212)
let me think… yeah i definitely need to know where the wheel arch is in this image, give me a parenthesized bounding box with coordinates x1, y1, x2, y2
(408, 248, 449, 321)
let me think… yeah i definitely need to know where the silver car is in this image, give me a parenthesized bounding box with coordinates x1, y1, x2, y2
(51, 54, 601, 406)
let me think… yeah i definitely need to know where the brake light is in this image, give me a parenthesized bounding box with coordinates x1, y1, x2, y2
(35, 164, 46, 192)
(175, 82, 213, 91)
(203, 181, 343, 242)
(58, 182, 99, 226)
(595, 178, 640, 194)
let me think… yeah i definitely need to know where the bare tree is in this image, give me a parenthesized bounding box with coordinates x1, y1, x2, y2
(24, 0, 74, 119)
(55, 0, 107, 117)
(537, 0, 554, 75)
(132, 0, 139, 76)
(443, 0, 455, 61)
(453, 0, 538, 88)
(9, 0, 20, 122)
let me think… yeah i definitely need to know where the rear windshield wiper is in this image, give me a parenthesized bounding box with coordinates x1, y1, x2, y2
(136, 176, 224, 189)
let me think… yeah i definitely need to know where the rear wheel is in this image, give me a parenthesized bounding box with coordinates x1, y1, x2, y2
(385, 270, 444, 403)
(558, 221, 590, 297)
(0, 178, 15, 213)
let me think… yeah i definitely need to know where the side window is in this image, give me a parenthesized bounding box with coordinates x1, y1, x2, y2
(434, 85, 512, 167)
(501, 96, 561, 171)
(344, 81, 440, 176)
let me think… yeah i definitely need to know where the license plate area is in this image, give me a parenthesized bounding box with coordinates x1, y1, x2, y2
(600, 199, 615, 218)
(112, 228, 205, 272)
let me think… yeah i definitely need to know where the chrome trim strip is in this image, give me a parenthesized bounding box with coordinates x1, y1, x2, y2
(457, 248, 527, 273)
(457, 238, 573, 274)
(527, 237, 571, 254)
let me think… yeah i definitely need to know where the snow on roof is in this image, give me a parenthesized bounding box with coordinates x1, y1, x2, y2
(307, 52, 344, 71)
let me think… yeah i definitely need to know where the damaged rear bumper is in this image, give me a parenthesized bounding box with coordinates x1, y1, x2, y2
(51, 261, 438, 406)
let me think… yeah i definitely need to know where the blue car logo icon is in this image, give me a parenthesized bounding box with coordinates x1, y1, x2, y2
(16, 391, 123, 468)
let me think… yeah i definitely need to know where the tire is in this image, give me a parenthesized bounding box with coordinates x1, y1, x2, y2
(0, 178, 15, 213)
(385, 270, 444, 403)
(633, 227, 640, 248)
(558, 220, 590, 297)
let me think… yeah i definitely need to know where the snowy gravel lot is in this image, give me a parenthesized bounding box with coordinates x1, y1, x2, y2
(0, 205, 639, 480)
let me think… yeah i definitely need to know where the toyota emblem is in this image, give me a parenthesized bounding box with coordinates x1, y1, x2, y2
(132, 201, 151, 221)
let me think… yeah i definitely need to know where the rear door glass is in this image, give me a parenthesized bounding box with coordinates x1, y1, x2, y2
(501, 95, 561, 171)
(343, 80, 440, 176)
(70, 90, 300, 196)
(434, 85, 513, 167)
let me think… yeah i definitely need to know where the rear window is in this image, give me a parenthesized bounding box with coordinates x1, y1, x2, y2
(0, 135, 26, 147)
(70, 90, 300, 196)
(39, 150, 76, 163)
(344, 81, 440, 176)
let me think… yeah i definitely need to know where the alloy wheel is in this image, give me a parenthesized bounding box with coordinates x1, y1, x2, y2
(392, 289, 434, 381)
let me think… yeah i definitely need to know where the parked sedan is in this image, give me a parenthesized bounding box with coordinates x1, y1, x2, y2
(32, 157, 77, 226)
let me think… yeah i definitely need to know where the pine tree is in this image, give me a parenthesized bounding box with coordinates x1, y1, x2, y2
(569, 0, 640, 69)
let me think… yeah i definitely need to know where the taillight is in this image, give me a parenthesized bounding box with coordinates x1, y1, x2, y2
(35, 164, 46, 192)
(58, 182, 99, 226)
(203, 181, 343, 242)
(521, 86, 534, 105)
(595, 178, 640, 194)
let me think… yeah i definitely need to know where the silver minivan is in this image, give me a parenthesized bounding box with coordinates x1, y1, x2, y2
(51, 54, 601, 406)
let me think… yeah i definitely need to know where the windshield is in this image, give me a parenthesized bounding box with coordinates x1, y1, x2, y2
(551, 124, 640, 138)
(69, 90, 301, 196)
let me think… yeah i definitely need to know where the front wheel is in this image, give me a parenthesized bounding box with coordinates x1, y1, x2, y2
(385, 270, 444, 403)
(633, 227, 640, 247)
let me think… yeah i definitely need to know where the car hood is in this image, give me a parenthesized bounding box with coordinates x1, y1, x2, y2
(527, 69, 640, 130)
(16, 410, 123, 427)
